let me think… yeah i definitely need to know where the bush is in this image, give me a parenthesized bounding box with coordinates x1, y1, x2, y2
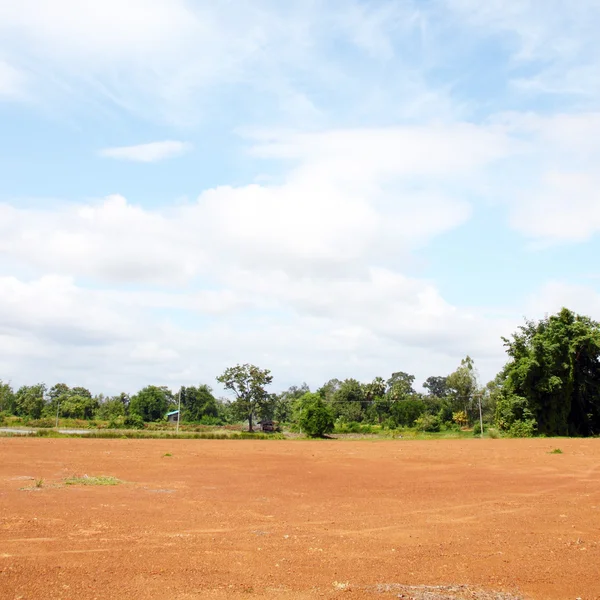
(487, 427, 500, 439)
(508, 419, 537, 438)
(298, 393, 335, 438)
(29, 418, 55, 428)
(414, 414, 441, 432)
(107, 416, 125, 429)
(334, 421, 374, 434)
(199, 415, 223, 426)
(473, 421, 487, 436)
(124, 414, 145, 430)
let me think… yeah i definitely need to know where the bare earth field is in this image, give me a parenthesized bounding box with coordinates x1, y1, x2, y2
(1, 438, 599, 600)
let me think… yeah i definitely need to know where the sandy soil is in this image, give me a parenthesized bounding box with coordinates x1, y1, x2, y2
(1, 438, 599, 599)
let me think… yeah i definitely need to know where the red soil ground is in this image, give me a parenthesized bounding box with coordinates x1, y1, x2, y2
(1, 438, 599, 599)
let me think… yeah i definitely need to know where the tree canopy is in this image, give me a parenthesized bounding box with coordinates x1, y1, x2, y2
(216, 364, 273, 432)
(500, 307, 600, 436)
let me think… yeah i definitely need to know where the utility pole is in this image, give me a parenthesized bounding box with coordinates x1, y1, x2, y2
(176, 387, 182, 435)
(55, 400, 60, 429)
(478, 393, 484, 439)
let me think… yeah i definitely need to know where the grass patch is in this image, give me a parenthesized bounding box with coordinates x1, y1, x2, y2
(549, 448, 563, 454)
(163, 453, 172, 457)
(35, 478, 44, 488)
(65, 475, 123, 486)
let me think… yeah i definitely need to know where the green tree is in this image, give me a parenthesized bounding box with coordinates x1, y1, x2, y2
(0, 381, 15, 414)
(129, 385, 172, 422)
(14, 384, 46, 419)
(446, 356, 478, 423)
(273, 383, 310, 423)
(332, 378, 366, 422)
(97, 396, 126, 420)
(59, 395, 99, 419)
(179, 384, 219, 422)
(501, 308, 600, 436)
(423, 376, 448, 398)
(391, 398, 426, 427)
(297, 393, 334, 437)
(216, 364, 273, 432)
(386, 372, 416, 401)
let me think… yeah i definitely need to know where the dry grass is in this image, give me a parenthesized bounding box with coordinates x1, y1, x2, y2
(64, 475, 123, 486)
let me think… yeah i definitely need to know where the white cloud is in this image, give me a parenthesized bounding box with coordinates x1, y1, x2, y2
(446, 0, 600, 98)
(527, 281, 600, 321)
(99, 141, 192, 163)
(1, 124, 511, 284)
(0, 122, 521, 391)
(0, 60, 25, 99)
(493, 112, 600, 243)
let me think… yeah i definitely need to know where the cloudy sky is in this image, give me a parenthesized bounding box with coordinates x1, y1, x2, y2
(1, 0, 600, 396)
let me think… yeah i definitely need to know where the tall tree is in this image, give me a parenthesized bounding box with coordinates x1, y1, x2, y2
(423, 376, 449, 398)
(179, 384, 218, 422)
(501, 308, 600, 436)
(216, 364, 273, 432)
(386, 372, 416, 401)
(14, 384, 46, 419)
(0, 381, 15, 414)
(129, 386, 172, 422)
(446, 356, 478, 423)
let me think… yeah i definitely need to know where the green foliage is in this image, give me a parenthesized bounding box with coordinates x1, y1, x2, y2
(414, 414, 441, 432)
(216, 364, 273, 432)
(446, 356, 478, 422)
(390, 399, 426, 427)
(473, 421, 486, 436)
(272, 383, 310, 423)
(0, 381, 15, 414)
(59, 394, 99, 419)
(297, 393, 334, 437)
(179, 384, 218, 422)
(331, 379, 366, 422)
(129, 385, 172, 422)
(15, 384, 46, 419)
(549, 448, 563, 454)
(423, 376, 448, 398)
(124, 414, 145, 429)
(507, 419, 537, 438)
(96, 397, 126, 420)
(28, 418, 54, 428)
(334, 421, 375, 434)
(501, 308, 600, 436)
(495, 394, 535, 432)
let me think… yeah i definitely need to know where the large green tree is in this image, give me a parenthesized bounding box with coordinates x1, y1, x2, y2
(179, 384, 219, 422)
(446, 356, 478, 423)
(216, 364, 273, 432)
(14, 384, 46, 419)
(129, 385, 172, 422)
(297, 392, 334, 437)
(0, 381, 15, 414)
(501, 308, 600, 436)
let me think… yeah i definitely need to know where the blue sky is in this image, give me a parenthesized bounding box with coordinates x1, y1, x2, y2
(1, 0, 600, 396)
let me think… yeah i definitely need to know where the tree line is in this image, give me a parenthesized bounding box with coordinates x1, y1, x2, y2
(1, 308, 599, 437)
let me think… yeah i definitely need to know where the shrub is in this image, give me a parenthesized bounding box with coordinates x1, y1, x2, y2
(508, 419, 537, 438)
(334, 421, 374, 434)
(29, 418, 55, 428)
(199, 415, 223, 426)
(298, 393, 335, 438)
(124, 414, 145, 430)
(414, 414, 441, 432)
(473, 421, 487, 436)
(487, 427, 500, 439)
(108, 416, 124, 429)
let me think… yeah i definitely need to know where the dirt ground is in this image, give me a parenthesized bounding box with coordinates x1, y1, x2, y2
(1, 438, 599, 600)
